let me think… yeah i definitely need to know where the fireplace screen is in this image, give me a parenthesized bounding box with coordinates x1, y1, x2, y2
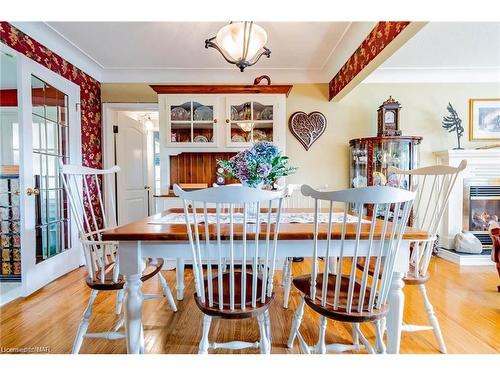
(464, 181, 500, 247)
(469, 199, 499, 231)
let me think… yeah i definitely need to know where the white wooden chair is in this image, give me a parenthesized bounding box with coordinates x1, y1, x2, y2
(281, 183, 330, 309)
(382, 160, 467, 353)
(60, 163, 177, 353)
(287, 185, 416, 354)
(174, 184, 284, 354)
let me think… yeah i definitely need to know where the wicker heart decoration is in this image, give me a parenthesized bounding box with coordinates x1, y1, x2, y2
(288, 111, 327, 150)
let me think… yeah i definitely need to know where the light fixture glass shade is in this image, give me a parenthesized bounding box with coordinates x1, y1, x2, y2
(216, 22, 267, 61)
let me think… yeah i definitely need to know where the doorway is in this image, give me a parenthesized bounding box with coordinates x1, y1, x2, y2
(102, 104, 158, 226)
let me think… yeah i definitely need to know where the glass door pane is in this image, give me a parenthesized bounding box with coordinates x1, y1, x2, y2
(229, 101, 274, 145)
(193, 101, 214, 143)
(170, 101, 191, 143)
(31, 75, 70, 263)
(169, 100, 216, 145)
(230, 102, 253, 144)
(252, 101, 273, 142)
(0, 50, 21, 281)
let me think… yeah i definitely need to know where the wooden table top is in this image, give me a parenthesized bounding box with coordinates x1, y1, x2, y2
(102, 209, 430, 242)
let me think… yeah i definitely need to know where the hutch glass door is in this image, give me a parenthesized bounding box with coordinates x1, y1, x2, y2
(226, 97, 274, 147)
(167, 96, 216, 146)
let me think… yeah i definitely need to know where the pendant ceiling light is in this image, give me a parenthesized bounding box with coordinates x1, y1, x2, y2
(205, 21, 271, 72)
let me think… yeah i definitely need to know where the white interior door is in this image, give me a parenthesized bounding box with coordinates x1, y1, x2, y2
(18, 50, 82, 296)
(115, 112, 150, 225)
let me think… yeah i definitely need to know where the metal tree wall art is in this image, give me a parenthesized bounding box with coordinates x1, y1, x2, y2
(442, 102, 464, 150)
(288, 111, 327, 150)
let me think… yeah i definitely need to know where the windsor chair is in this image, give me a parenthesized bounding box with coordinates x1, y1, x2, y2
(174, 184, 284, 354)
(287, 185, 416, 354)
(381, 160, 466, 353)
(60, 163, 177, 354)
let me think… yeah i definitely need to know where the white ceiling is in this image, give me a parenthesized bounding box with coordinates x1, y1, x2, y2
(11, 21, 376, 83)
(46, 22, 349, 70)
(383, 22, 500, 68)
(366, 22, 500, 83)
(7, 22, 499, 84)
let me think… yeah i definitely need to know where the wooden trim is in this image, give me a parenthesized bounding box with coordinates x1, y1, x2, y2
(150, 84, 293, 97)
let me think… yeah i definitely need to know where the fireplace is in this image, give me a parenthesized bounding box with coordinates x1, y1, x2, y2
(463, 178, 500, 248)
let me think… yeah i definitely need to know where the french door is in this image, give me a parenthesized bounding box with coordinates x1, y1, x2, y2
(18, 50, 82, 296)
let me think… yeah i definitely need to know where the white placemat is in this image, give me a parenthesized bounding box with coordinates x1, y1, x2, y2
(148, 212, 369, 225)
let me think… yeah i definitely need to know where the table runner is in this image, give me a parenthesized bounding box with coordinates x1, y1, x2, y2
(148, 212, 369, 225)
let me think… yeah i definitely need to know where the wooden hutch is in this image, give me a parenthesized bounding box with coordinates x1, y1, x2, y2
(150, 83, 292, 210)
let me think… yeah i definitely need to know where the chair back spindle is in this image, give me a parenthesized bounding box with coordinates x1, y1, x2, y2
(174, 185, 284, 313)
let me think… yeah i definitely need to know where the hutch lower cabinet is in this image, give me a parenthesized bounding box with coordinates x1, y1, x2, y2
(151, 84, 292, 210)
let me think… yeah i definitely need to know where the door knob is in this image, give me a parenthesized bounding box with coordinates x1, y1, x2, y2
(144, 185, 151, 190)
(26, 187, 40, 196)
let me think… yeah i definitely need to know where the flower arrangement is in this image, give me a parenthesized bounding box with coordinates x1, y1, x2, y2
(217, 142, 297, 188)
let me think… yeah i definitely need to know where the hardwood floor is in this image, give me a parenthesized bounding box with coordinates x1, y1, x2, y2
(0, 258, 498, 354)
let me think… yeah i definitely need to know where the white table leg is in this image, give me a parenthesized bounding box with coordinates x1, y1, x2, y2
(176, 257, 185, 300)
(120, 241, 145, 354)
(386, 271, 405, 354)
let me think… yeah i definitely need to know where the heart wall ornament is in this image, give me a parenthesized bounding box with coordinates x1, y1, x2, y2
(288, 111, 327, 151)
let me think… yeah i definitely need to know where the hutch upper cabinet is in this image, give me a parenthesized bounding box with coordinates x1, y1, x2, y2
(153, 84, 292, 154)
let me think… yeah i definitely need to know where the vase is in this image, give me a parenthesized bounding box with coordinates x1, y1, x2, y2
(241, 181, 264, 189)
(241, 181, 264, 218)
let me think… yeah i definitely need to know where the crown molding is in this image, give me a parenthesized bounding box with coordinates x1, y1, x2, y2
(101, 67, 324, 84)
(9, 22, 103, 81)
(364, 67, 500, 83)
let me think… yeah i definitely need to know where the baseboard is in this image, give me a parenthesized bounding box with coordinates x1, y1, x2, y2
(0, 282, 22, 307)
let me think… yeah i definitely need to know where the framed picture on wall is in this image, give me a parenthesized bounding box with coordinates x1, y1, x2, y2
(469, 98, 500, 141)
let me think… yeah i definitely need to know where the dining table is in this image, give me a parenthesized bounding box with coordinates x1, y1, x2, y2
(102, 208, 430, 354)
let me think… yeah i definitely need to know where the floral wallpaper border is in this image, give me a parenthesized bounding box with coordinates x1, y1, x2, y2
(0, 21, 102, 170)
(328, 21, 411, 100)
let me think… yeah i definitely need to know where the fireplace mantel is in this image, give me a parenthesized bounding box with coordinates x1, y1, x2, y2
(434, 149, 500, 265)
